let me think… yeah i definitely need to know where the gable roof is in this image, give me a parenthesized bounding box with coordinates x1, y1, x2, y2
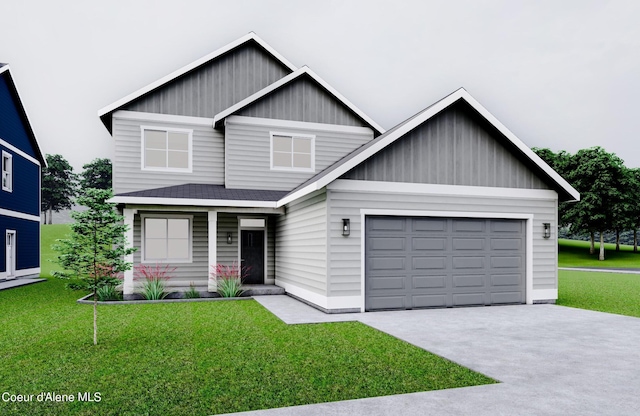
(0, 64, 46, 166)
(278, 87, 580, 206)
(213, 66, 385, 135)
(98, 32, 297, 132)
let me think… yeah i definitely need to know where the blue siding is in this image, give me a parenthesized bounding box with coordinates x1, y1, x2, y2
(0, 75, 37, 159)
(0, 216, 40, 272)
(0, 145, 40, 216)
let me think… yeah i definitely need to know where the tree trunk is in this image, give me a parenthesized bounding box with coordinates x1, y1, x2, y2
(589, 232, 595, 254)
(599, 232, 605, 261)
(634, 230, 638, 252)
(93, 291, 98, 346)
(48, 208, 53, 224)
(615, 230, 620, 251)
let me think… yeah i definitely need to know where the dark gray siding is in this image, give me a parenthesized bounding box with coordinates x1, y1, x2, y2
(342, 103, 549, 189)
(238, 77, 365, 127)
(126, 42, 290, 117)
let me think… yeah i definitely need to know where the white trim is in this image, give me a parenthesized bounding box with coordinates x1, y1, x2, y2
(224, 115, 375, 135)
(0, 267, 41, 280)
(208, 211, 217, 292)
(278, 88, 579, 206)
(5, 229, 17, 279)
(269, 131, 315, 172)
(531, 288, 558, 301)
(98, 32, 297, 119)
(0, 208, 41, 222)
(0, 137, 40, 166)
(359, 209, 535, 312)
(328, 180, 559, 200)
(140, 214, 194, 264)
(2, 150, 13, 192)
(114, 110, 215, 127)
(110, 196, 278, 208)
(238, 215, 268, 284)
(0, 65, 9, 76)
(214, 66, 385, 134)
(275, 280, 362, 310)
(123, 209, 135, 295)
(140, 126, 193, 173)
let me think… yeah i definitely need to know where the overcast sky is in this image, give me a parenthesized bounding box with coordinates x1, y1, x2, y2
(2, 0, 639, 170)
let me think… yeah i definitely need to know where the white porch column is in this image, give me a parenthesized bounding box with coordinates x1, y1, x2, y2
(208, 210, 217, 292)
(123, 208, 136, 297)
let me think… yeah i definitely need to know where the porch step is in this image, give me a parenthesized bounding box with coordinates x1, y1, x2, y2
(242, 285, 285, 296)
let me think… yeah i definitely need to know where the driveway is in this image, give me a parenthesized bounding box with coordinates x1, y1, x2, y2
(227, 296, 640, 415)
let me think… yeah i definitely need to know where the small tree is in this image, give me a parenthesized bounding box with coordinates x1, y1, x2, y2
(53, 188, 136, 345)
(41, 154, 78, 224)
(80, 158, 112, 192)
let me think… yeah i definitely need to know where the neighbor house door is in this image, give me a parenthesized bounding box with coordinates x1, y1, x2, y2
(240, 230, 265, 284)
(5, 230, 16, 279)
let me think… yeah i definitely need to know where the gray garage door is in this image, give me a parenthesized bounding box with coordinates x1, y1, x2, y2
(365, 216, 526, 311)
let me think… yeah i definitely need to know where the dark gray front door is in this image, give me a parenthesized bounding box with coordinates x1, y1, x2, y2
(241, 230, 264, 284)
(365, 216, 526, 311)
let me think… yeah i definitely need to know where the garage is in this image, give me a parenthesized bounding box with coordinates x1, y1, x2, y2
(365, 216, 526, 311)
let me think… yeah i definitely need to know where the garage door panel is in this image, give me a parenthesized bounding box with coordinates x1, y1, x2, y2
(491, 238, 522, 250)
(491, 220, 523, 233)
(412, 294, 447, 308)
(413, 256, 447, 270)
(369, 276, 406, 290)
(413, 218, 447, 232)
(491, 274, 523, 286)
(490, 256, 522, 268)
(413, 275, 446, 289)
(491, 291, 524, 304)
(368, 295, 407, 311)
(453, 238, 485, 250)
(453, 274, 485, 288)
(370, 257, 405, 270)
(452, 256, 484, 269)
(412, 237, 447, 250)
(452, 293, 485, 306)
(453, 219, 486, 232)
(369, 237, 405, 251)
(369, 217, 405, 231)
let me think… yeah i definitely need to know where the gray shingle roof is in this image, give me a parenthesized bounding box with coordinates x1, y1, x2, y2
(117, 184, 288, 201)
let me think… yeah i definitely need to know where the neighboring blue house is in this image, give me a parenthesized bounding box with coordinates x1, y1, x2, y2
(0, 64, 46, 281)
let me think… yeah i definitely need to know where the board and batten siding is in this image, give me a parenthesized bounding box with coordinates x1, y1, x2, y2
(225, 116, 373, 191)
(112, 112, 224, 194)
(125, 41, 291, 118)
(326, 187, 558, 297)
(342, 102, 550, 190)
(133, 211, 209, 289)
(238, 76, 365, 127)
(275, 189, 327, 295)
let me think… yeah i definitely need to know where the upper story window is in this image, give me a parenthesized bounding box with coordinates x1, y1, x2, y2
(2, 151, 12, 192)
(141, 127, 192, 172)
(270, 132, 315, 172)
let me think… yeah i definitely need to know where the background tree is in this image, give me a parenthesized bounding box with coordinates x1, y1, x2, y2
(53, 188, 136, 345)
(627, 168, 640, 252)
(41, 154, 78, 224)
(80, 158, 112, 191)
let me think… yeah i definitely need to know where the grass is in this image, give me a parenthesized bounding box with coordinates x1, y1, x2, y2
(40, 224, 72, 278)
(558, 269, 640, 318)
(558, 238, 640, 268)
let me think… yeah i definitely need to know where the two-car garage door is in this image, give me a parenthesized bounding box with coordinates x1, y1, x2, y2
(365, 216, 526, 311)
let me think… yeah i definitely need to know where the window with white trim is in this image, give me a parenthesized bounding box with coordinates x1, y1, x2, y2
(2, 151, 12, 192)
(141, 127, 192, 171)
(142, 216, 192, 262)
(270, 133, 315, 171)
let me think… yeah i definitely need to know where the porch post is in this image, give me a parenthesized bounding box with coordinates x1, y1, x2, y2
(123, 208, 136, 297)
(208, 210, 217, 292)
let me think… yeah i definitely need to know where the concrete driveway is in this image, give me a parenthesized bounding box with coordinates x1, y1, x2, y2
(228, 296, 640, 415)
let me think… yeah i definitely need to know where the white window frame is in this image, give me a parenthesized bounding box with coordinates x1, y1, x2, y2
(140, 126, 193, 173)
(2, 150, 12, 192)
(141, 214, 193, 263)
(269, 132, 315, 172)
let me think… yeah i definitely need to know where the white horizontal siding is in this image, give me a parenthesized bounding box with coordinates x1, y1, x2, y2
(276, 190, 327, 295)
(113, 113, 224, 194)
(327, 189, 558, 297)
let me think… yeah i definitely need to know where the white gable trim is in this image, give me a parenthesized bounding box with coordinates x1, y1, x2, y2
(224, 115, 374, 135)
(114, 110, 215, 127)
(276, 88, 580, 207)
(213, 66, 385, 135)
(98, 32, 297, 119)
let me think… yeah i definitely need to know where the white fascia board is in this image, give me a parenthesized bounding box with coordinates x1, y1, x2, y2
(98, 32, 297, 118)
(109, 195, 278, 208)
(224, 115, 375, 136)
(275, 182, 320, 207)
(328, 179, 559, 200)
(213, 66, 385, 135)
(0, 65, 10, 76)
(0, 137, 41, 166)
(114, 110, 215, 127)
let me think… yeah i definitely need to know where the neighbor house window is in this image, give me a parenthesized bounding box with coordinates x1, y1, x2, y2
(2, 151, 12, 192)
(141, 127, 192, 172)
(142, 216, 192, 262)
(270, 132, 315, 171)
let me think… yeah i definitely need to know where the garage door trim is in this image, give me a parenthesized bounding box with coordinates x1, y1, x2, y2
(359, 209, 534, 312)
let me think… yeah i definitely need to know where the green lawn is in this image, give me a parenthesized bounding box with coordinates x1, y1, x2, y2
(40, 224, 72, 278)
(559, 238, 640, 268)
(558, 269, 640, 318)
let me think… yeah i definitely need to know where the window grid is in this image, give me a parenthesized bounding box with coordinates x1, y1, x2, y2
(270, 133, 314, 172)
(143, 217, 192, 262)
(2, 151, 12, 192)
(141, 127, 191, 172)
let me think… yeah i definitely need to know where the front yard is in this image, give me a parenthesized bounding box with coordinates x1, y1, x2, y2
(0, 278, 495, 416)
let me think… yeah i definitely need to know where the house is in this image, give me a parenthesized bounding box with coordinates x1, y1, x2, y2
(98, 33, 579, 312)
(0, 64, 46, 281)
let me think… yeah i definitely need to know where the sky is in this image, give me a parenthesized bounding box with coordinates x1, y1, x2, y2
(2, 0, 639, 171)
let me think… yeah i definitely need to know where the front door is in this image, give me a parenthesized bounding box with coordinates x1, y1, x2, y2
(5, 231, 16, 279)
(241, 230, 264, 284)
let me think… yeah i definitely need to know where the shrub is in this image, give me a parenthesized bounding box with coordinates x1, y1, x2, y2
(184, 282, 200, 299)
(134, 264, 175, 300)
(210, 262, 249, 298)
(96, 284, 122, 301)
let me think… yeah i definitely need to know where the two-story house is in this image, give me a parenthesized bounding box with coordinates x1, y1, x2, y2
(98, 33, 578, 313)
(1, 64, 46, 282)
